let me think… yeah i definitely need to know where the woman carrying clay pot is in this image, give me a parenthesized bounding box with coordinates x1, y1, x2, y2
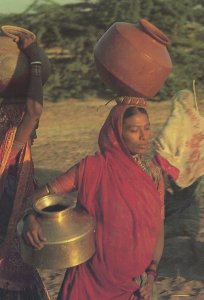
(21, 17, 204, 300)
(0, 30, 50, 299)
(22, 97, 165, 300)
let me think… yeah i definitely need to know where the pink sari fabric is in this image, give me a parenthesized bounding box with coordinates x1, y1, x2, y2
(0, 104, 50, 299)
(58, 104, 162, 300)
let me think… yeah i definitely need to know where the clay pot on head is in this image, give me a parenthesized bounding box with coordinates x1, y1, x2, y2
(0, 25, 50, 99)
(94, 19, 173, 98)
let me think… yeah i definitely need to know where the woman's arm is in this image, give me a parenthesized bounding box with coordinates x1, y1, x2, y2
(22, 185, 53, 250)
(139, 222, 164, 300)
(23, 164, 79, 249)
(150, 170, 165, 268)
(13, 36, 44, 146)
(151, 221, 164, 267)
(140, 171, 165, 300)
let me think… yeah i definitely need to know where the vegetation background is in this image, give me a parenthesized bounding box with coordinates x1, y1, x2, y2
(0, 0, 204, 101)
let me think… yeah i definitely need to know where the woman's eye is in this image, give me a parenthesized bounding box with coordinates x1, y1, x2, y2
(130, 128, 139, 132)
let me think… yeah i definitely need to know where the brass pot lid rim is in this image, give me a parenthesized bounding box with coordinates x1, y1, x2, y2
(33, 194, 76, 218)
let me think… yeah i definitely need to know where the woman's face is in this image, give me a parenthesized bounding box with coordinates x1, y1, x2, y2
(122, 112, 151, 155)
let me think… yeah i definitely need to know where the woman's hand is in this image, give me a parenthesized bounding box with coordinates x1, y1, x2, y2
(13, 32, 35, 50)
(22, 213, 46, 250)
(139, 274, 154, 300)
(12, 31, 40, 62)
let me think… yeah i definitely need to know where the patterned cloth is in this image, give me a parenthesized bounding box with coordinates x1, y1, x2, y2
(155, 89, 204, 188)
(0, 103, 50, 299)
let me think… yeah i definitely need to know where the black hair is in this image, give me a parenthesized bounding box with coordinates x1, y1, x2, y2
(123, 106, 148, 121)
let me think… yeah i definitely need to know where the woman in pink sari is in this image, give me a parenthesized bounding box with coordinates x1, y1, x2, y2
(23, 97, 165, 300)
(0, 33, 50, 299)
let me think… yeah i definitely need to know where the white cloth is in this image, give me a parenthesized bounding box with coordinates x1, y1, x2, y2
(155, 89, 204, 188)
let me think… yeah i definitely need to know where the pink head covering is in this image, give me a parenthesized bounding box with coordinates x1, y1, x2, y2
(75, 102, 162, 296)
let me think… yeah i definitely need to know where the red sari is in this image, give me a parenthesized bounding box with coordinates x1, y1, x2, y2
(51, 104, 163, 300)
(0, 103, 50, 299)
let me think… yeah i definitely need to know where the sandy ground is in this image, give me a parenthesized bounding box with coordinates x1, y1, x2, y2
(31, 97, 204, 300)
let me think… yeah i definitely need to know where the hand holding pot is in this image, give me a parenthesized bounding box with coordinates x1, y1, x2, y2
(23, 214, 46, 250)
(13, 33, 35, 50)
(13, 32, 42, 64)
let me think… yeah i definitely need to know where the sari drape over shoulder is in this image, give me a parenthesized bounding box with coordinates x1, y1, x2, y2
(0, 103, 50, 299)
(54, 104, 163, 300)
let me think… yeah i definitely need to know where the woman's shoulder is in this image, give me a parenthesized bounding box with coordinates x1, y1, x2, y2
(81, 151, 104, 168)
(77, 152, 104, 187)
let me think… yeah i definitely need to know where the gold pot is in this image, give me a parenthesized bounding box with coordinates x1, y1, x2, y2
(17, 195, 95, 269)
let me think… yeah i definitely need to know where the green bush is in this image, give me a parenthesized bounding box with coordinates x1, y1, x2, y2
(0, 0, 203, 100)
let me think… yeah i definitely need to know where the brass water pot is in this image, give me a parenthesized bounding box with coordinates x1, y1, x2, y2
(18, 195, 95, 269)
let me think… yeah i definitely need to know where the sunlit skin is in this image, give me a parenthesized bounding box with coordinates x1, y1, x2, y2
(122, 112, 151, 156)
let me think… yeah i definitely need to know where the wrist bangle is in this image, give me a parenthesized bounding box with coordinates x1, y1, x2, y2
(145, 268, 158, 280)
(147, 271, 157, 280)
(30, 61, 42, 65)
(45, 184, 50, 195)
(22, 207, 36, 220)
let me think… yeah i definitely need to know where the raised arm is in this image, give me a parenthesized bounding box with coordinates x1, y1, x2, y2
(13, 35, 44, 150)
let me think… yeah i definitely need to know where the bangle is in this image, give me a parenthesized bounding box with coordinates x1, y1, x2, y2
(30, 64, 42, 76)
(145, 268, 158, 280)
(30, 61, 42, 65)
(22, 207, 36, 220)
(45, 184, 50, 195)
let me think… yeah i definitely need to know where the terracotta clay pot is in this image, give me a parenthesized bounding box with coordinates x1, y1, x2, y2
(94, 19, 173, 98)
(0, 26, 50, 98)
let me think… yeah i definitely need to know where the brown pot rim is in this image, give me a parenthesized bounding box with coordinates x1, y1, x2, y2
(139, 19, 171, 46)
(1, 25, 36, 41)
